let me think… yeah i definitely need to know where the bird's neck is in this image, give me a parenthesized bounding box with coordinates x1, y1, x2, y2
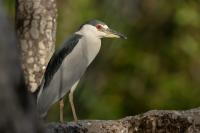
(84, 35, 101, 65)
(76, 31, 101, 65)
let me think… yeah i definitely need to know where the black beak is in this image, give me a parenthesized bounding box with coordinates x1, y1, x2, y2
(107, 28, 127, 39)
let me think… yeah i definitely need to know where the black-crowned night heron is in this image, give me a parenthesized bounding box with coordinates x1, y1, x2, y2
(36, 20, 127, 122)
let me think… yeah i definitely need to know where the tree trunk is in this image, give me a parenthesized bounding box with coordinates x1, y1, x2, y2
(0, 2, 42, 132)
(46, 107, 200, 133)
(16, 0, 57, 92)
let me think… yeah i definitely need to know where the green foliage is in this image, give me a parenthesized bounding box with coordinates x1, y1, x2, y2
(48, 0, 200, 121)
(3, 0, 15, 18)
(6, 0, 200, 121)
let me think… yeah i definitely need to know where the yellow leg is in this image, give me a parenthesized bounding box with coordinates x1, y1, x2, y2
(69, 88, 78, 122)
(59, 98, 64, 123)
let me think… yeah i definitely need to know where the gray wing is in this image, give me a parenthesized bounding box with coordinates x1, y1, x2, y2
(37, 34, 88, 117)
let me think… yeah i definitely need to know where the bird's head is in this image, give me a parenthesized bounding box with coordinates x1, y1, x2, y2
(77, 20, 127, 39)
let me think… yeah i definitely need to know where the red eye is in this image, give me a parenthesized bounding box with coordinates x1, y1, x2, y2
(96, 24, 102, 30)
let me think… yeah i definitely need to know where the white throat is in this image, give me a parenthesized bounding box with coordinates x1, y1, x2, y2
(76, 25, 102, 65)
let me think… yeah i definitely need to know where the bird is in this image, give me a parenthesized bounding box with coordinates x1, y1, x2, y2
(36, 19, 127, 122)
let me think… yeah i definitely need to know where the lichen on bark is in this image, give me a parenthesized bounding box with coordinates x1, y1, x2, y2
(16, 0, 57, 92)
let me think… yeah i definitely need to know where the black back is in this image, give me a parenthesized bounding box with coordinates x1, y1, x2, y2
(43, 34, 82, 89)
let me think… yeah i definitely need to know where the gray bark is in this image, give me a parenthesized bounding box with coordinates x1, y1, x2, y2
(46, 107, 200, 133)
(16, 0, 57, 92)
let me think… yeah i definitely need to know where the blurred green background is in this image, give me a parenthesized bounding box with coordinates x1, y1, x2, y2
(4, 0, 200, 121)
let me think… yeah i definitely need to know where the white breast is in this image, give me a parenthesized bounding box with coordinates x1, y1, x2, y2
(81, 35, 101, 65)
(76, 24, 102, 65)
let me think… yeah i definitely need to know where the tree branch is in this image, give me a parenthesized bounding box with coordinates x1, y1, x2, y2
(46, 107, 200, 133)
